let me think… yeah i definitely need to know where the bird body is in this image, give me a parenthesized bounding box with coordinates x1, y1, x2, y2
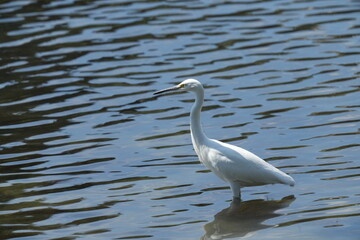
(154, 79, 295, 199)
(195, 138, 295, 187)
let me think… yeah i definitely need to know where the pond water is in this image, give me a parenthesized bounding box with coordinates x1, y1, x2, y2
(0, 0, 359, 239)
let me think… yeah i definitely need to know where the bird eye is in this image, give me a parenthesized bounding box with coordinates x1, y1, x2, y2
(179, 83, 185, 88)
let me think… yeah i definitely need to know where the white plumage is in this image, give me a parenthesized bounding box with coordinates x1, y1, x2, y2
(154, 79, 295, 199)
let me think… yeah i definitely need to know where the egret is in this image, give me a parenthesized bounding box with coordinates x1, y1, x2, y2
(154, 79, 295, 199)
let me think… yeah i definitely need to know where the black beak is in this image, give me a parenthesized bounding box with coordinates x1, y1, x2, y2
(153, 85, 181, 95)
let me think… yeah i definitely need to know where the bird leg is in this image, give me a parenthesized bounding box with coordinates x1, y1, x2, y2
(229, 181, 241, 200)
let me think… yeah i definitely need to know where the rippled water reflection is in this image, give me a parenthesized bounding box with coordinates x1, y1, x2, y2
(1, 0, 359, 239)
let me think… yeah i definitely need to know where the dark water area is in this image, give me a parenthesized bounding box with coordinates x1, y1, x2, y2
(0, 0, 359, 239)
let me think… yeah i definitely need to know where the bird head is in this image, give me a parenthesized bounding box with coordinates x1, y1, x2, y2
(154, 79, 202, 95)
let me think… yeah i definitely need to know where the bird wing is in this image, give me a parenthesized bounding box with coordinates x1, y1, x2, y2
(205, 139, 293, 186)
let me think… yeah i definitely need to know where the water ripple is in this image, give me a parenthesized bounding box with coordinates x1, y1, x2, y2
(0, 0, 359, 239)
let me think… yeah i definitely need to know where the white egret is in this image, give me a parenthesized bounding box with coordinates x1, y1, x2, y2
(154, 79, 295, 199)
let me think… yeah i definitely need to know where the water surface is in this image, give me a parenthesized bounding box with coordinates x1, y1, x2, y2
(0, 0, 359, 239)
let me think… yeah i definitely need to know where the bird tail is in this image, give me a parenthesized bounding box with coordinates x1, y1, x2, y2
(284, 174, 295, 186)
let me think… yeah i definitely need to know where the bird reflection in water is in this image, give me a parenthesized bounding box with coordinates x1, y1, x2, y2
(201, 195, 295, 240)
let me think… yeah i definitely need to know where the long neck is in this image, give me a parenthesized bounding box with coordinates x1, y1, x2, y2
(190, 87, 207, 148)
